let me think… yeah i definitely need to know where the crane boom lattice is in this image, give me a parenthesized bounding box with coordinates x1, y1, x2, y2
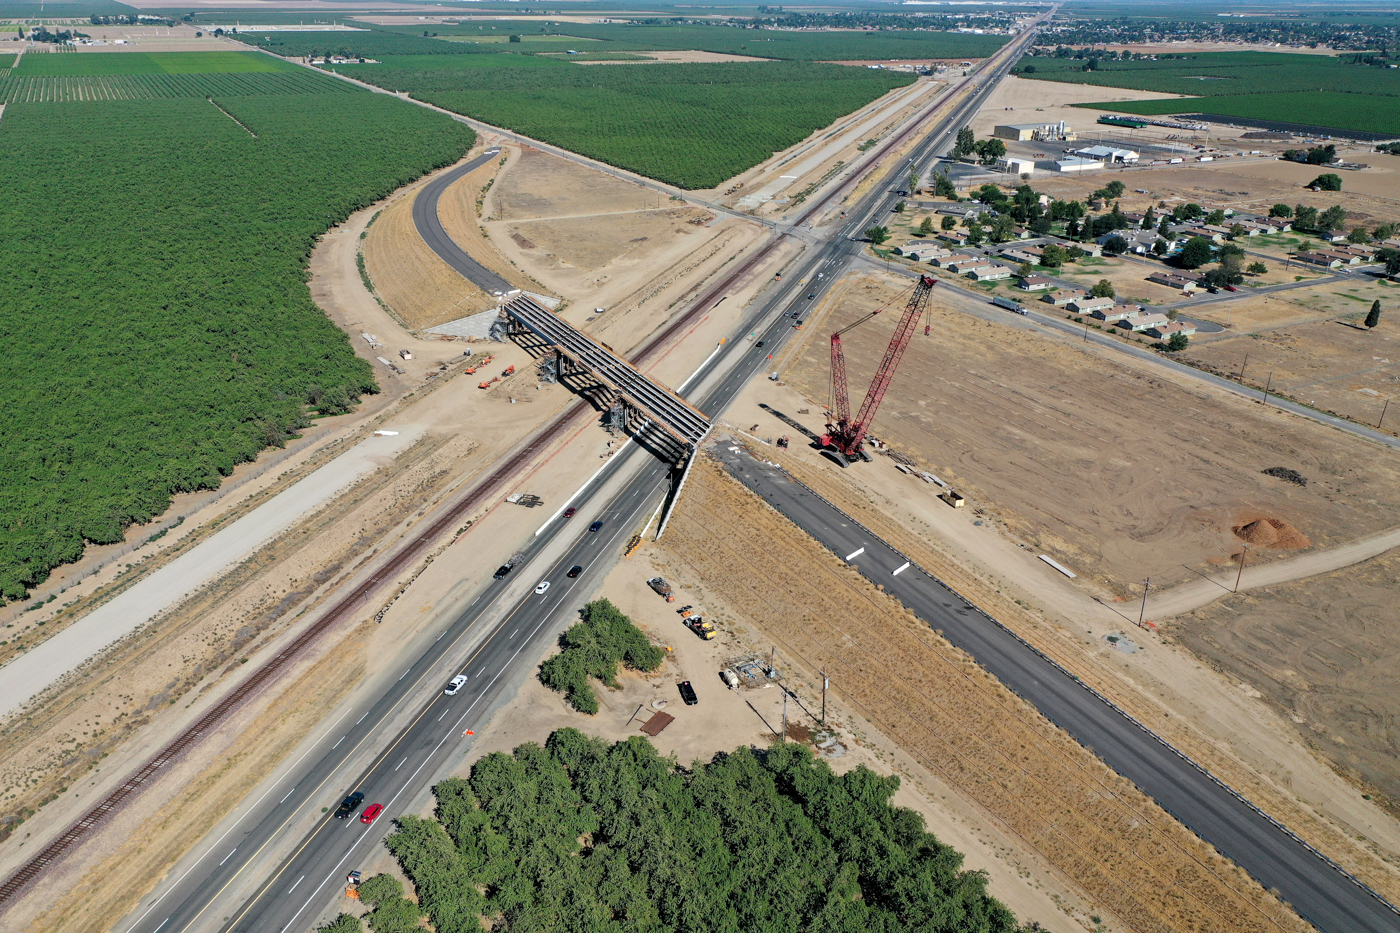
(821, 275, 937, 463)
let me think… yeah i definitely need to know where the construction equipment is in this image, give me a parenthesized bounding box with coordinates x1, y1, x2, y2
(821, 274, 937, 465)
(624, 534, 642, 556)
(345, 871, 362, 900)
(503, 364, 515, 376)
(677, 605, 695, 618)
(686, 615, 717, 640)
(647, 577, 675, 602)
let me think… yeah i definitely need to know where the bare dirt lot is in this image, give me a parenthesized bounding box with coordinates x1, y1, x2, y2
(1181, 291, 1400, 432)
(1170, 545, 1400, 816)
(786, 272, 1400, 597)
(653, 457, 1311, 933)
(972, 74, 1188, 142)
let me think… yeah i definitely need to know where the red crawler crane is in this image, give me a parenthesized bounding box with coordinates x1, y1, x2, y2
(821, 275, 937, 465)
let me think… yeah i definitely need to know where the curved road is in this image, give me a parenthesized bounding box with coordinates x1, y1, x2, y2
(410, 147, 514, 296)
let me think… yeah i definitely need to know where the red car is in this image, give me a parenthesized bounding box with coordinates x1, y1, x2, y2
(563, 507, 577, 519)
(360, 803, 383, 824)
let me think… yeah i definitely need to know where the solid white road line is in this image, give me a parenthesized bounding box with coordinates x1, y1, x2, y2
(287, 875, 304, 894)
(676, 342, 725, 393)
(438, 709, 449, 721)
(844, 547, 864, 562)
(331, 736, 344, 749)
(395, 757, 407, 771)
(534, 426, 649, 536)
(218, 849, 237, 866)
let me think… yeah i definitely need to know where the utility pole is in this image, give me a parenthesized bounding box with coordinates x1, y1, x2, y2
(1262, 370, 1274, 406)
(1238, 350, 1249, 381)
(1234, 545, 1248, 593)
(820, 671, 828, 725)
(781, 691, 788, 743)
(1138, 577, 1150, 629)
(1379, 397, 1389, 430)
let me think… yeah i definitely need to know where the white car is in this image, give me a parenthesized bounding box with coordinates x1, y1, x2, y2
(535, 581, 551, 595)
(444, 674, 468, 696)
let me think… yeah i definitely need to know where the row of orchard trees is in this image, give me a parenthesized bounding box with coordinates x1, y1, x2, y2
(321, 729, 1043, 933)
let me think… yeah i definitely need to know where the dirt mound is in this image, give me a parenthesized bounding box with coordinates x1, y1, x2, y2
(1233, 518, 1310, 549)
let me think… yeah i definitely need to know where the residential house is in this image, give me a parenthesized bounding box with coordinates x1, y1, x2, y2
(1091, 305, 1140, 323)
(967, 264, 1014, 282)
(1147, 321, 1197, 339)
(1018, 273, 1054, 291)
(946, 257, 989, 274)
(1043, 289, 1088, 307)
(1293, 251, 1343, 269)
(1316, 250, 1364, 266)
(1259, 217, 1292, 233)
(1000, 246, 1041, 265)
(1119, 312, 1171, 332)
(1198, 224, 1233, 243)
(939, 231, 971, 247)
(1147, 270, 1202, 291)
(929, 251, 977, 268)
(1067, 296, 1116, 315)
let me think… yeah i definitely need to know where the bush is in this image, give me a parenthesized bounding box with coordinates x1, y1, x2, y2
(538, 600, 665, 714)
(1165, 332, 1190, 352)
(1309, 173, 1342, 191)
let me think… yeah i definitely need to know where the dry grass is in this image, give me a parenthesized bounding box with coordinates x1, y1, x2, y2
(662, 458, 1312, 933)
(362, 191, 498, 332)
(758, 444, 1400, 905)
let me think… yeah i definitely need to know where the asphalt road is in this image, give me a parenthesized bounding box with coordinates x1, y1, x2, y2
(409, 147, 513, 296)
(711, 445, 1400, 933)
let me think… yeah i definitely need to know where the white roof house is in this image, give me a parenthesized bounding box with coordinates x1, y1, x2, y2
(1073, 145, 1138, 164)
(1053, 158, 1104, 174)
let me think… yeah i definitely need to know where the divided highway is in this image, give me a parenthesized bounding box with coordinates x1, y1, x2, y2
(117, 17, 1398, 933)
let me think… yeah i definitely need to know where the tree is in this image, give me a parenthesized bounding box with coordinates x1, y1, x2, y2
(1103, 180, 1125, 199)
(951, 125, 975, 160)
(966, 223, 985, 245)
(1204, 209, 1227, 225)
(508, 33, 522, 42)
(1367, 300, 1382, 328)
(1040, 244, 1067, 267)
(317, 916, 362, 933)
(941, 215, 958, 231)
(1306, 144, 1337, 164)
(1023, 64, 1036, 73)
(1158, 217, 1173, 237)
(1269, 203, 1293, 218)
(934, 173, 957, 198)
(918, 216, 935, 236)
(1374, 222, 1395, 240)
(1317, 205, 1348, 233)
(1173, 202, 1204, 221)
(1166, 331, 1190, 352)
(1229, 223, 1247, 239)
(1247, 261, 1268, 275)
(990, 215, 1016, 243)
(1153, 238, 1169, 257)
(1066, 245, 1086, 262)
(1293, 205, 1319, 230)
(908, 170, 919, 194)
(1346, 226, 1372, 244)
(893, 201, 906, 213)
(1178, 236, 1213, 269)
(865, 225, 890, 245)
(1090, 279, 1115, 298)
(1102, 234, 1129, 255)
(975, 137, 1007, 165)
(359, 875, 426, 933)
(1379, 247, 1400, 278)
(1142, 206, 1156, 229)
(1017, 261, 1034, 278)
(1310, 173, 1342, 191)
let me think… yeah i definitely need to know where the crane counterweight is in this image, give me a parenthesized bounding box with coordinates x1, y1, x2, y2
(821, 275, 937, 464)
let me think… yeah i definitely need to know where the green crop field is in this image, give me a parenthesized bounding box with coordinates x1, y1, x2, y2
(1016, 51, 1400, 135)
(13, 50, 298, 76)
(0, 93, 474, 601)
(391, 20, 1008, 60)
(1092, 90, 1400, 137)
(336, 59, 913, 188)
(242, 29, 502, 59)
(0, 69, 357, 103)
(329, 52, 564, 72)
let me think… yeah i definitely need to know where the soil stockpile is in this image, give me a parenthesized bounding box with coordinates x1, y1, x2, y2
(1233, 518, 1310, 549)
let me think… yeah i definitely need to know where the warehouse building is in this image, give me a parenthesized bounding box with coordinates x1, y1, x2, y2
(1072, 145, 1138, 164)
(993, 121, 1075, 142)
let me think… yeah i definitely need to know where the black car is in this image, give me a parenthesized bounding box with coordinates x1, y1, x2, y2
(589, 520, 603, 532)
(334, 791, 365, 819)
(567, 565, 583, 578)
(678, 681, 698, 706)
(493, 565, 513, 579)
(807, 293, 816, 300)
(755, 341, 765, 348)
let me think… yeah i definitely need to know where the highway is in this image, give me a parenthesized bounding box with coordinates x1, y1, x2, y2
(128, 15, 1393, 933)
(116, 31, 1037, 932)
(712, 445, 1400, 933)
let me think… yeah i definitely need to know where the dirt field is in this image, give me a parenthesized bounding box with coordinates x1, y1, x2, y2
(786, 272, 1400, 596)
(1170, 545, 1400, 816)
(1180, 291, 1400, 433)
(656, 457, 1312, 933)
(972, 75, 1189, 143)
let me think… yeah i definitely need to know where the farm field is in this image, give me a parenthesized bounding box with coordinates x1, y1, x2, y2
(785, 273, 1400, 595)
(242, 28, 502, 59)
(1170, 547, 1400, 816)
(0, 92, 474, 602)
(0, 69, 356, 103)
(335, 58, 914, 188)
(1015, 50, 1400, 135)
(389, 20, 1009, 61)
(660, 458, 1312, 933)
(12, 50, 295, 75)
